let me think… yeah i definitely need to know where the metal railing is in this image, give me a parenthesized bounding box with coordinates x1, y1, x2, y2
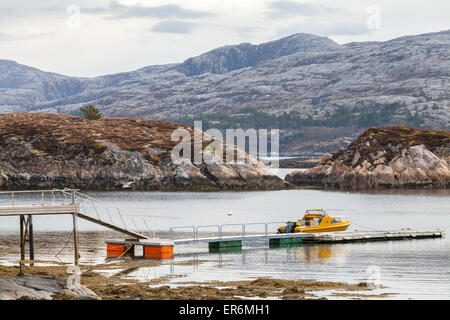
(61, 189, 151, 238)
(169, 221, 287, 241)
(0, 188, 153, 239)
(0, 189, 77, 207)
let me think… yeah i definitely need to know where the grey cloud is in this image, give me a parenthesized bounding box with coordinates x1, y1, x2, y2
(92, 1, 215, 20)
(150, 21, 195, 34)
(36, 1, 215, 20)
(267, 1, 337, 19)
(4, 1, 103, 16)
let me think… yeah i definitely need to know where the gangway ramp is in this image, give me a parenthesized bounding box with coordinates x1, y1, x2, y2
(0, 189, 152, 266)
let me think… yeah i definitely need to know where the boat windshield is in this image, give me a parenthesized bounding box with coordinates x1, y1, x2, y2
(305, 209, 327, 216)
(299, 217, 322, 226)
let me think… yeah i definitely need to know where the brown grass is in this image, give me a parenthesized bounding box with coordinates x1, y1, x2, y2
(0, 113, 247, 164)
(0, 113, 193, 161)
(331, 125, 450, 166)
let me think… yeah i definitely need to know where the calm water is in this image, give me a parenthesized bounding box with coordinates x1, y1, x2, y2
(0, 187, 449, 299)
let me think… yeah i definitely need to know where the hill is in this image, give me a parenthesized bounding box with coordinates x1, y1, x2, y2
(0, 113, 285, 191)
(285, 126, 450, 189)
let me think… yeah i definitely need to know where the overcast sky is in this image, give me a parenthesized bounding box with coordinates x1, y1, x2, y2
(1, 0, 449, 77)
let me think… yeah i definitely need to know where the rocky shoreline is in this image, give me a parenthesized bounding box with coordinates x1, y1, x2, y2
(0, 275, 99, 300)
(0, 113, 288, 191)
(286, 126, 450, 189)
(277, 157, 321, 169)
(0, 264, 381, 300)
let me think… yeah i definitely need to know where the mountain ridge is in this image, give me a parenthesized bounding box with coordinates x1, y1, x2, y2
(1, 30, 449, 153)
(177, 33, 342, 76)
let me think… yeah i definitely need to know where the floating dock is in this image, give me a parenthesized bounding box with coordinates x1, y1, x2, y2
(302, 229, 446, 243)
(105, 228, 446, 259)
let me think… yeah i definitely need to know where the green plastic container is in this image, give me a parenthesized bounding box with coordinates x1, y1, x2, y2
(269, 238, 303, 247)
(208, 240, 242, 249)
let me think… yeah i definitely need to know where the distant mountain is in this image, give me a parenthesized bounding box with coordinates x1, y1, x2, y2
(0, 60, 86, 112)
(177, 33, 342, 76)
(1, 30, 449, 153)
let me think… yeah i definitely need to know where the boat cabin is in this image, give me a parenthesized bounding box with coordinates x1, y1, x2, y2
(277, 209, 350, 234)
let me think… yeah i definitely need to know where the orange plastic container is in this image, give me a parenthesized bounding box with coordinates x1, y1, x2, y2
(106, 244, 134, 258)
(144, 246, 174, 259)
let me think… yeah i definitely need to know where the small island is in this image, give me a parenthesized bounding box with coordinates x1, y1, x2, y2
(286, 126, 450, 189)
(0, 113, 286, 191)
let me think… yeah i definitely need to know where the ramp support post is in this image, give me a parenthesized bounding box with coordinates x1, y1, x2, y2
(73, 213, 79, 265)
(28, 215, 34, 266)
(18, 215, 25, 276)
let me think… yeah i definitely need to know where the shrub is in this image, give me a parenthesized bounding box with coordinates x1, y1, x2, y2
(80, 105, 102, 120)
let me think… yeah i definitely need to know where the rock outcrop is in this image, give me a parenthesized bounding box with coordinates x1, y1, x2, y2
(0, 276, 98, 300)
(0, 113, 286, 191)
(285, 126, 450, 189)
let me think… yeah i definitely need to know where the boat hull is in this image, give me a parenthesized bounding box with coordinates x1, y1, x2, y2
(295, 223, 350, 233)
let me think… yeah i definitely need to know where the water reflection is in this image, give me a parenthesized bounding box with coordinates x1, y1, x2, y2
(296, 245, 349, 265)
(119, 243, 352, 283)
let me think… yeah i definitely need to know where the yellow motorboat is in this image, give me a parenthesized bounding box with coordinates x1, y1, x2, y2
(277, 209, 350, 234)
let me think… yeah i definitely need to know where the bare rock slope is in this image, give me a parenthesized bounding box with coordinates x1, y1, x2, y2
(0, 113, 285, 191)
(0, 276, 98, 300)
(285, 126, 450, 189)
